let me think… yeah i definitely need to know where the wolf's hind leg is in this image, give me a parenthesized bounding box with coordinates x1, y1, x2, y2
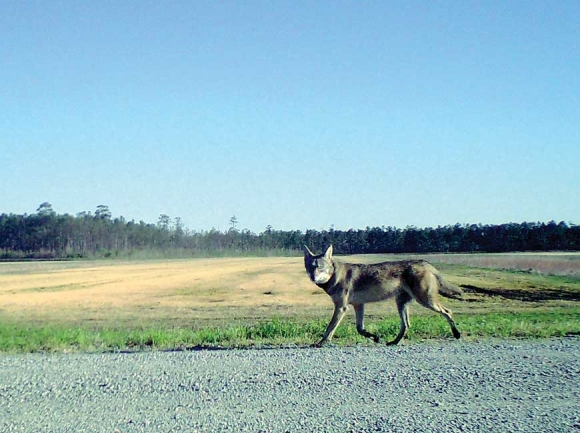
(438, 304, 461, 339)
(387, 292, 412, 346)
(353, 304, 380, 343)
(416, 293, 461, 340)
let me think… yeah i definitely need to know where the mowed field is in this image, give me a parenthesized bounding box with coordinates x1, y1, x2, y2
(1, 253, 579, 331)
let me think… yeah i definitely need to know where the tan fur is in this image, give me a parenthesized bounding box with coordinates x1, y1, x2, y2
(304, 245, 463, 346)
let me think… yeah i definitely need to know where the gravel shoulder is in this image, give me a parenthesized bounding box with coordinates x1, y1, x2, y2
(1, 338, 579, 432)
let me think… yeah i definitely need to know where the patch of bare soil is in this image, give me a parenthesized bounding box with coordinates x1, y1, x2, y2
(460, 284, 580, 302)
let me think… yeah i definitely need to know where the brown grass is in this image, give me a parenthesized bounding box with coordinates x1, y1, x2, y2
(0, 258, 330, 327)
(1, 253, 578, 329)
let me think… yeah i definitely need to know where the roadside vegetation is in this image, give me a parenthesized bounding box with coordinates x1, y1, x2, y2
(1, 310, 577, 353)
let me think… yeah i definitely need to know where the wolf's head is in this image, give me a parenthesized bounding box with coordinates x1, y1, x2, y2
(303, 245, 334, 285)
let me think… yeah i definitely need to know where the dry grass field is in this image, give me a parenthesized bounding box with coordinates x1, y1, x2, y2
(1, 253, 579, 331)
(0, 257, 330, 328)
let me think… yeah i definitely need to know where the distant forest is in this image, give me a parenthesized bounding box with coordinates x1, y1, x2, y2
(1, 203, 578, 259)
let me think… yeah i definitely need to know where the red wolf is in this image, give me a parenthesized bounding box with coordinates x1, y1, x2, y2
(304, 245, 463, 346)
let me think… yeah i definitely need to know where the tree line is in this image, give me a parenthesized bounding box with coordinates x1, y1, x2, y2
(0, 203, 578, 259)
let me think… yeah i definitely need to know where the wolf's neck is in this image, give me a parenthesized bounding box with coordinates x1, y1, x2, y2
(316, 279, 333, 291)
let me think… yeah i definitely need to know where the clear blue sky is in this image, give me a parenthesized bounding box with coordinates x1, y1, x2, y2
(1, 1, 578, 233)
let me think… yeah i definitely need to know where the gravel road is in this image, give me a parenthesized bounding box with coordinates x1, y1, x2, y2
(1, 338, 579, 432)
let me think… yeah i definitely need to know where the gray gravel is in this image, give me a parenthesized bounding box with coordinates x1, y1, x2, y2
(1, 338, 579, 432)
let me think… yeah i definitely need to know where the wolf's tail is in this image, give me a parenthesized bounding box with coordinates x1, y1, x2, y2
(435, 273, 464, 299)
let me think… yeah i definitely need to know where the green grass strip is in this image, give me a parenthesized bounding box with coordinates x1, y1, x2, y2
(1, 309, 578, 353)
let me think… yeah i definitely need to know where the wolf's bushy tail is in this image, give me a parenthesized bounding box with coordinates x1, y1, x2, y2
(435, 274, 464, 299)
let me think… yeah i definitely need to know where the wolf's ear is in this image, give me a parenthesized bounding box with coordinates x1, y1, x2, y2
(304, 245, 315, 257)
(324, 245, 333, 261)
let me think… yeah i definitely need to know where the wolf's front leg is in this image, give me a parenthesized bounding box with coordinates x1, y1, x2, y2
(313, 305, 348, 347)
(386, 292, 412, 345)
